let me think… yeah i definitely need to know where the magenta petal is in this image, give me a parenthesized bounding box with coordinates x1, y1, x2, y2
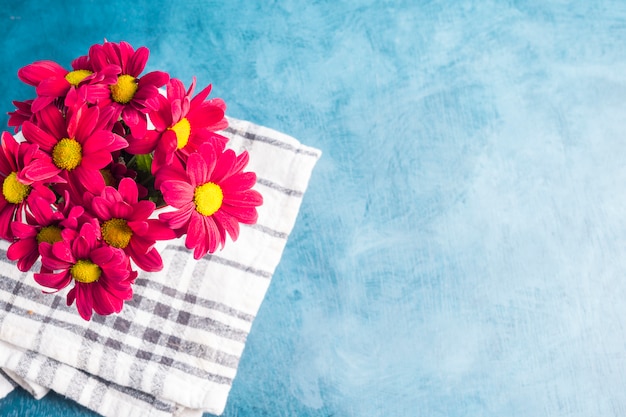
(222, 189, 264, 208)
(110, 202, 133, 219)
(75, 284, 94, 320)
(72, 235, 92, 259)
(127, 46, 149, 77)
(17, 249, 40, 272)
(128, 200, 155, 221)
(90, 197, 112, 220)
(220, 205, 259, 224)
(34, 270, 71, 290)
(82, 130, 114, 152)
(160, 180, 194, 208)
(145, 219, 177, 240)
(7, 238, 36, 261)
(128, 234, 154, 255)
(11, 222, 37, 239)
(212, 210, 240, 242)
(38, 104, 68, 140)
(35, 77, 69, 98)
(118, 178, 138, 204)
(159, 203, 194, 230)
(186, 153, 209, 186)
(0, 204, 15, 240)
(28, 196, 57, 224)
(75, 106, 100, 142)
(74, 166, 106, 194)
(167, 78, 187, 101)
(51, 241, 75, 264)
(127, 220, 148, 235)
(185, 214, 204, 248)
(90, 246, 115, 266)
(91, 284, 122, 315)
(21, 157, 60, 183)
(127, 130, 161, 155)
(130, 245, 163, 272)
(148, 96, 172, 130)
(151, 130, 178, 174)
(211, 149, 237, 183)
(40, 260, 69, 278)
(190, 83, 213, 107)
(22, 121, 58, 151)
(81, 150, 113, 169)
(221, 172, 257, 191)
(66, 286, 76, 306)
(203, 215, 221, 253)
(138, 71, 169, 88)
(187, 104, 225, 129)
(102, 186, 124, 204)
(123, 108, 147, 138)
(18, 61, 66, 86)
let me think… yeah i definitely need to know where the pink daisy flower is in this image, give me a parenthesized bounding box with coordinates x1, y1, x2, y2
(17, 48, 119, 113)
(90, 41, 169, 139)
(131, 77, 228, 174)
(7, 193, 84, 272)
(35, 221, 133, 321)
(0, 132, 57, 240)
(83, 177, 176, 272)
(20, 104, 128, 194)
(157, 142, 263, 259)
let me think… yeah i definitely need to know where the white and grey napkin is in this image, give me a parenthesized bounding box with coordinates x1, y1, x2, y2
(0, 117, 321, 417)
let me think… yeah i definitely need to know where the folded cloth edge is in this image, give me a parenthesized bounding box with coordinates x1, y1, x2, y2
(0, 117, 322, 417)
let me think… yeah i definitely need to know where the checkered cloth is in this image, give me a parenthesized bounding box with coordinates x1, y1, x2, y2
(0, 118, 321, 417)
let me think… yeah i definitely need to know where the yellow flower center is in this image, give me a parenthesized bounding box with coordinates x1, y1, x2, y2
(110, 74, 138, 104)
(70, 259, 101, 284)
(52, 138, 82, 171)
(36, 225, 63, 244)
(169, 117, 191, 149)
(64, 69, 93, 86)
(194, 182, 223, 216)
(2, 172, 31, 204)
(102, 218, 133, 249)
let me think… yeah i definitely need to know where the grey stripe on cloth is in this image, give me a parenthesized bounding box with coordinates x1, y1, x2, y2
(0, 117, 321, 417)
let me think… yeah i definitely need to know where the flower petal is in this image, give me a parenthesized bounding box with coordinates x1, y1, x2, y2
(34, 270, 72, 290)
(159, 203, 194, 230)
(160, 180, 194, 208)
(118, 177, 138, 204)
(22, 121, 58, 151)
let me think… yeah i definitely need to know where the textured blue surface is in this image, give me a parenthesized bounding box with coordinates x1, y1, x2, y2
(2, 1, 626, 416)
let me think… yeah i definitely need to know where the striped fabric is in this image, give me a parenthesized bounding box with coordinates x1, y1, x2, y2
(0, 118, 321, 417)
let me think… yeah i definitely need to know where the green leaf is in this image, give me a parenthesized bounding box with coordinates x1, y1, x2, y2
(135, 154, 153, 173)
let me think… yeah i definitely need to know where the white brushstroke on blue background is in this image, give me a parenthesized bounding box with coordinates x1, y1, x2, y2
(2, 1, 626, 416)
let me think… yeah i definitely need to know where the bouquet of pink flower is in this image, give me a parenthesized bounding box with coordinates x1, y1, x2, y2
(1, 41, 263, 320)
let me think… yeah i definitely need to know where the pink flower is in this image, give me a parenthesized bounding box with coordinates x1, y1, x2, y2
(0, 132, 57, 240)
(83, 178, 176, 272)
(35, 221, 133, 321)
(20, 104, 128, 194)
(7, 193, 84, 272)
(90, 41, 169, 139)
(131, 77, 228, 174)
(157, 142, 263, 259)
(17, 48, 119, 113)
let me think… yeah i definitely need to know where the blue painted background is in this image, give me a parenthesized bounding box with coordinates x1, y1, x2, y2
(2, 1, 626, 416)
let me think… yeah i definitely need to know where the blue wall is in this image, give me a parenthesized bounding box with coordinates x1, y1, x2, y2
(2, 1, 626, 416)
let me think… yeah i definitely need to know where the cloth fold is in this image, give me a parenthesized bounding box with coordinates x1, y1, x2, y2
(0, 118, 321, 416)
